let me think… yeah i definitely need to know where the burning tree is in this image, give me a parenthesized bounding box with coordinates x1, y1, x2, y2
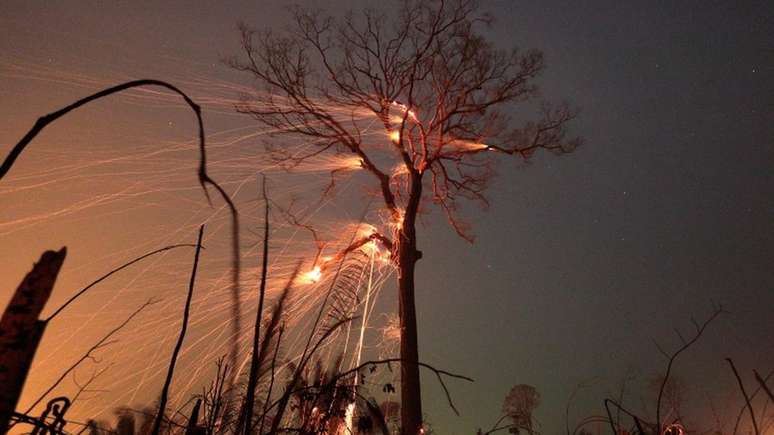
(230, 0, 579, 432)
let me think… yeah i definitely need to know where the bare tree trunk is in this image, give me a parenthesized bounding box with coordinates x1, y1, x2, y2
(0, 248, 66, 433)
(398, 248, 422, 435)
(398, 176, 423, 435)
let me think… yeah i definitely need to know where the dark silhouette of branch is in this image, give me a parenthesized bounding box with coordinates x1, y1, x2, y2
(23, 299, 155, 416)
(240, 262, 299, 435)
(655, 304, 724, 431)
(185, 398, 203, 435)
(151, 225, 204, 435)
(604, 399, 646, 435)
(263, 355, 471, 429)
(1, 80, 198, 185)
(0, 79, 243, 390)
(754, 370, 774, 403)
(731, 369, 773, 435)
(331, 358, 473, 416)
(71, 364, 112, 404)
(726, 358, 759, 435)
(479, 421, 543, 435)
(270, 196, 326, 255)
(268, 315, 355, 434)
(257, 324, 284, 435)
(241, 176, 271, 435)
(46, 244, 197, 322)
(204, 358, 230, 435)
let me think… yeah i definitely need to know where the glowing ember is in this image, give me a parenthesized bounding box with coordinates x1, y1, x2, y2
(343, 156, 365, 170)
(302, 265, 322, 283)
(364, 239, 380, 254)
(389, 130, 401, 143)
(467, 142, 490, 151)
(393, 164, 409, 176)
(392, 209, 405, 230)
(357, 224, 379, 239)
(390, 100, 418, 121)
(389, 114, 405, 124)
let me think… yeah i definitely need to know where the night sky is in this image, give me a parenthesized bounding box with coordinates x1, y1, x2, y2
(1, 1, 773, 434)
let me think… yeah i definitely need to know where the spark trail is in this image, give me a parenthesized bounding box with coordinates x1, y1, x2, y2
(0, 57, 402, 429)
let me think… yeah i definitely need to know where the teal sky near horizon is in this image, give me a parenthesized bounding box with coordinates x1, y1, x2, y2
(1, 1, 773, 434)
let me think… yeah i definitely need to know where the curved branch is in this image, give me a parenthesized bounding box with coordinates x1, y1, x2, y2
(604, 399, 647, 435)
(726, 358, 759, 435)
(151, 226, 205, 435)
(333, 358, 473, 416)
(655, 304, 724, 431)
(0, 79, 243, 388)
(23, 299, 156, 416)
(754, 369, 774, 403)
(46, 244, 197, 322)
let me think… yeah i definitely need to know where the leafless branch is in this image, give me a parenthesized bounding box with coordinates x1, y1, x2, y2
(151, 225, 205, 435)
(732, 369, 773, 435)
(46, 244, 197, 322)
(726, 358, 759, 435)
(24, 299, 156, 415)
(333, 358, 473, 416)
(0, 79, 243, 394)
(754, 370, 774, 403)
(655, 303, 724, 431)
(241, 176, 271, 435)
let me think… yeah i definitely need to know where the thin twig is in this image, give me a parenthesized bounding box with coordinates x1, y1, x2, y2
(754, 370, 774, 403)
(732, 369, 773, 435)
(24, 300, 156, 415)
(603, 399, 646, 435)
(726, 358, 759, 435)
(151, 225, 204, 435)
(258, 324, 284, 435)
(0, 79, 242, 394)
(242, 175, 271, 435)
(71, 364, 112, 404)
(46, 244, 196, 322)
(332, 358, 473, 416)
(656, 304, 723, 430)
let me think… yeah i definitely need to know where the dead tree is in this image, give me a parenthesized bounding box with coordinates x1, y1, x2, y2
(0, 248, 66, 433)
(231, 1, 579, 432)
